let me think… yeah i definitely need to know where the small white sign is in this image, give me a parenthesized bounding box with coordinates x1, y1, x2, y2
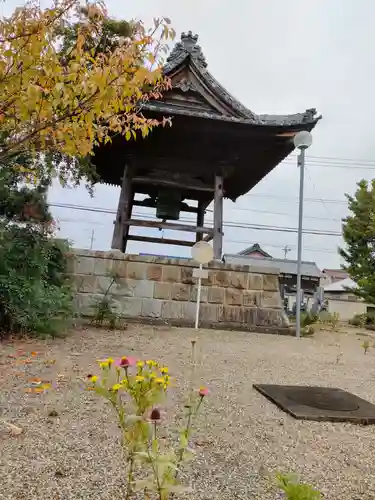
(193, 268, 208, 279)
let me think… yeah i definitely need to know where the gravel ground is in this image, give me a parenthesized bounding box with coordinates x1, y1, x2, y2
(1, 325, 375, 499)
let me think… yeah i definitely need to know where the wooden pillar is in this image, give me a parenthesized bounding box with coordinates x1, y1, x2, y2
(213, 174, 223, 260)
(111, 164, 133, 252)
(196, 201, 205, 242)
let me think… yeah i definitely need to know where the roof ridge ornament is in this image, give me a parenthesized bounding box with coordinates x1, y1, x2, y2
(166, 31, 207, 69)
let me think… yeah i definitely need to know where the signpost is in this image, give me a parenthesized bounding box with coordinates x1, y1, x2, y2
(191, 241, 214, 329)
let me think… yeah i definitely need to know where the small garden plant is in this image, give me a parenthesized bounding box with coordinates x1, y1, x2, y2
(361, 339, 371, 354)
(86, 344, 207, 499)
(90, 271, 122, 329)
(276, 472, 322, 500)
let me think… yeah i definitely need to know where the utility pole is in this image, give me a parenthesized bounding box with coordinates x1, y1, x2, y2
(89, 229, 94, 250)
(283, 245, 291, 259)
(293, 131, 313, 339)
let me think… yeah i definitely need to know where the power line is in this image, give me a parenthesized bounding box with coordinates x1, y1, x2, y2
(51, 200, 344, 222)
(51, 203, 342, 236)
(57, 221, 340, 255)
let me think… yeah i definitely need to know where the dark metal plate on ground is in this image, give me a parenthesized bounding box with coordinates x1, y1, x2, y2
(253, 384, 375, 424)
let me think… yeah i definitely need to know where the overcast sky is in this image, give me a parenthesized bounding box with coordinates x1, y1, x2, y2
(6, 0, 375, 269)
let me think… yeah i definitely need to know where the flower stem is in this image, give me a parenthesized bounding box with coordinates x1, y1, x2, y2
(125, 455, 135, 500)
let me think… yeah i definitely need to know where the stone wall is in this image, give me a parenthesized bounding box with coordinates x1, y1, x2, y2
(69, 249, 290, 332)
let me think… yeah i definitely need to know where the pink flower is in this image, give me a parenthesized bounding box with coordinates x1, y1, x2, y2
(199, 386, 209, 397)
(115, 356, 136, 368)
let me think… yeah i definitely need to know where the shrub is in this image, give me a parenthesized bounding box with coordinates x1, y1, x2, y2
(0, 223, 73, 338)
(349, 312, 375, 327)
(301, 312, 319, 327)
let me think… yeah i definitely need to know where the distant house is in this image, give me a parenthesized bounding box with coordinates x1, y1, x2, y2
(323, 277, 374, 320)
(223, 248, 322, 311)
(321, 268, 349, 287)
(238, 243, 272, 259)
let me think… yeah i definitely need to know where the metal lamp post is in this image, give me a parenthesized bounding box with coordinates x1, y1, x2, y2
(293, 130, 313, 338)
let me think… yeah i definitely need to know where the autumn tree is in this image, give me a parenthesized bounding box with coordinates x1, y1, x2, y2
(0, 0, 174, 184)
(339, 179, 375, 304)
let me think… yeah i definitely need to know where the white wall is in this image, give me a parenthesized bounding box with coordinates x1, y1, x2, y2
(327, 298, 367, 321)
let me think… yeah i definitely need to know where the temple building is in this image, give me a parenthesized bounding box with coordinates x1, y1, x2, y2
(91, 31, 321, 259)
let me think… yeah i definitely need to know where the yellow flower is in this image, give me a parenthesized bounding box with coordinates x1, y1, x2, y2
(90, 375, 98, 383)
(155, 377, 164, 385)
(99, 361, 109, 370)
(146, 360, 155, 367)
(111, 383, 122, 392)
(135, 375, 145, 383)
(137, 361, 145, 368)
(107, 358, 114, 367)
(160, 366, 169, 374)
(163, 375, 170, 385)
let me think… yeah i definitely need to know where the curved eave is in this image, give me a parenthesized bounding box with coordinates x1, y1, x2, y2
(142, 101, 321, 130)
(163, 54, 321, 126)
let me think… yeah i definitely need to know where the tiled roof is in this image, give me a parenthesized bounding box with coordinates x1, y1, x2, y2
(223, 254, 322, 278)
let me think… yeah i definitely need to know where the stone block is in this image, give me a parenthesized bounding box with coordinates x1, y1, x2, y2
(76, 292, 101, 316)
(261, 291, 282, 308)
(229, 272, 248, 289)
(74, 255, 95, 275)
(257, 308, 282, 326)
(154, 282, 171, 300)
(76, 275, 97, 294)
(111, 259, 127, 278)
(161, 301, 183, 319)
(225, 288, 242, 306)
(141, 299, 162, 318)
(96, 275, 113, 294)
(181, 266, 194, 285)
(243, 307, 258, 325)
(207, 287, 225, 304)
(111, 278, 134, 297)
(214, 270, 230, 287)
(134, 280, 154, 298)
(263, 274, 279, 292)
(200, 304, 219, 323)
(119, 297, 142, 317)
(171, 283, 191, 301)
(243, 290, 262, 307)
(147, 264, 163, 282)
(248, 273, 263, 290)
(181, 302, 196, 321)
(94, 257, 113, 276)
(126, 262, 147, 280)
(190, 285, 208, 303)
(66, 254, 76, 274)
(218, 305, 243, 323)
(162, 265, 181, 283)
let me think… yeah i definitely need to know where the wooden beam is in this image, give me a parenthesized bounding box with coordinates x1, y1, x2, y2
(111, 164, 133, 252)
(196, 200, 205, 242)
(213, 174, 223, 259)
(127, 235, 195, 247)
(132, 176, 214, 192)
(124, 219, 213, 234)
(133, 199, 199, 214)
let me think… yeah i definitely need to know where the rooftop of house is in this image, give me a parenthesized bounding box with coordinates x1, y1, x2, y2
(223, 254, 322, 278)
(322, 269, 349, 279)
(323, 277, 357, 292)
(238, 243, 272, 258)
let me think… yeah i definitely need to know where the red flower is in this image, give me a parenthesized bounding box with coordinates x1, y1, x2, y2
(115, 356, 136, 368)
(150, 408, 161, 421)
(199, 386, 209, 397)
